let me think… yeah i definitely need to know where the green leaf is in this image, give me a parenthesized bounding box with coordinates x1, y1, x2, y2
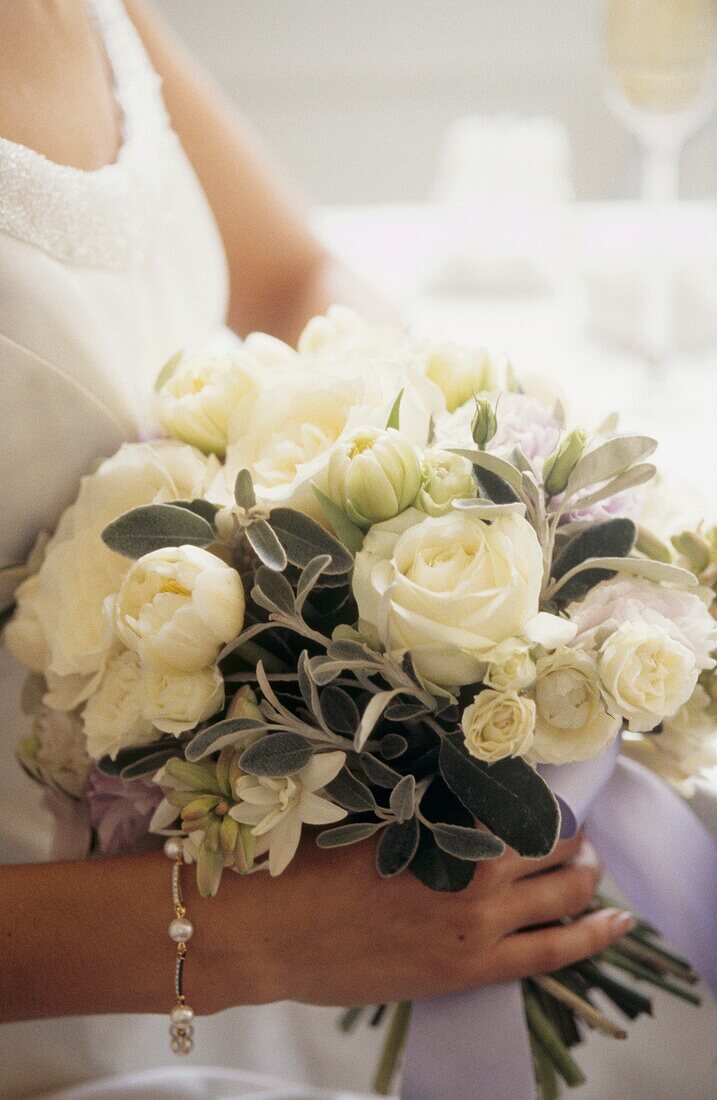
(379, 733, 408, 759)
(317, 822, 383, 848)
(296, 554, 333, 608)
(324, 767, 378, 812)
(97, 740, 174, 778)
(166, 499, 220, 525)
(565, 463, 656, 513)
(102, 503, 214, 558)
(311, 486, 365, 553)
(185, 717, 267, 762)
(565, 436, 657, 496)
(385, 388, 404, 431)
(246, 519, 288, 572)
(447, 448, 523, 492)
(431, 823, 505, 861)
(252, 566, 296, 615)
(551, 518, 636, 603)
(390, 774, 416, 822)
(320, 686, 360, 736)
(355, 689, 404, 751)
(439, 735, 560, 858)
(409, 776, 477, 892)
(119, 747, 181, 780)
(361, 752, 402, 789)
(234, 468, 256, 510)
(269, 507, 354, 574)
(554, 556, 698, 603)
(239, 733, 314, 777)
(376, 817, 420, 877)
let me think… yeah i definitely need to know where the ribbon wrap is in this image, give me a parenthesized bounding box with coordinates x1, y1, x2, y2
(402, 745, 717, 1100)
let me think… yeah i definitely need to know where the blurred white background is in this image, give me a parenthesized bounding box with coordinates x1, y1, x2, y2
(156, 0, 717, 203)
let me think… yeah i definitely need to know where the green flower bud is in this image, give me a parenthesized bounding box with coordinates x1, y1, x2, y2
(416, 448, 476, 517)
(164, 757, 224, 794)
(227, 684, 263, 721)
(671, 531, 711, 576)
(326, 427, 422, 528)
(471, 397, 498, 448)
(182, 794, 222, 821)
(219, 813, 240, 855)
(543, 428, 587, 497)
(635, 525, 673, 564)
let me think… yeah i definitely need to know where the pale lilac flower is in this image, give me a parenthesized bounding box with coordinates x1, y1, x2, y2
(86, 770, 163, 856)
(563, 486, 645, 526)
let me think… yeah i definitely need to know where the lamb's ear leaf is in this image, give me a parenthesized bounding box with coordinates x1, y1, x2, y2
(565, 435, 657, 496)
(234, 468, 256, 510)
(324, 767, 378, 813)
(376, 817, 420, 877)
(447, 448, 523, 493)
(165, 499, 220, 526)
(317, 822, 383, 848)
(102, 503, 214, 558)
(269, 507, 354, 574)
(438, 735, 560, 858)
(551, 518, 635, 603)
(185, 718, 267, 762)
(246, 520, 288, 572)
(431, 823, 505, 861)
(239, 733, 314, 778)
(409, 774, 478, 891)
(389, 774, 416, 822)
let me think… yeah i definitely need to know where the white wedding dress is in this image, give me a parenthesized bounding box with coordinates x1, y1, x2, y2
(0, 3, 715, 1099)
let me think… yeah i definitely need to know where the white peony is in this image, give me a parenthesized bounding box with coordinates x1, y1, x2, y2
(461, 689, 536, 763)
(483, 637, 537, 692)
(353, 508, 575, 687)
(415, 448, 476, 517)
(5, 442, 218, 709)
(326, 427, 422, 527)
(530, 647, 620, 764)
(141, 664, 224, 735)
(154, 350, 259, 457)
(419, 340, 498, 414)
(229, 751, 347, 875)
(114, 545, 245, 673)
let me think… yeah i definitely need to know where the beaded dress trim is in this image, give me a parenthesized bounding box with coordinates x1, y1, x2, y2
(0, 0, 177, 271)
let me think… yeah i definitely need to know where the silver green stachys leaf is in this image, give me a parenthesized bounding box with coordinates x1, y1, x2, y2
(296, 555, 333, 611)
(324, 766, 378, 812)
(390, 774, 416, 822)
(553, 555, 698, 602)
(320, 685, 360, 736)
(379, 733, 409, 759)
(119, 747, 182, 780)
(246, 519, 288, 572)
(566, 463, 656, 513)
(376, 817, 420, 877)
(165, 499, 220, 525)
(361, 752, 402, 789)
(311, 485, 365, 554)
(252, 565, 296, 615)
(447, 448, 524, 492)
(551, 518, 636, 603)
(565, 435, 657, 496)
(439, 735, 560, 858)
(354, 688, 404, 750)
(409, 775, 478, 892)
(101, 503, 215, 558)
(185, 717, 268, 762)
(234, 468, 257, 510)
(452, 499, 526, 519)
(316, 822, 383, 848)
(431, 822, 505, 861)
(97, 739, 175, 778)
(383, 702, 427, 722)
(385, 388, 404, 431)
(269, 507, 354, 574)
(239, 732, 314, 777)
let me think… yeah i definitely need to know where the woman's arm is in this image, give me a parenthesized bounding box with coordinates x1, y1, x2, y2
(1, 834, 632, 1023)
(125, 1, 395, 344)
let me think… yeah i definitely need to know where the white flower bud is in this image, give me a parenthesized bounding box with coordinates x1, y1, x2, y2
(416, 448, 475, 517)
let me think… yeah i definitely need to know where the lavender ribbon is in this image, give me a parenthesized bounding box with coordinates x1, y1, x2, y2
(402, 747, 717, 1100)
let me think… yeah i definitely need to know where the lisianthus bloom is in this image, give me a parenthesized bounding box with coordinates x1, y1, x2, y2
(229, 751, 347, 876)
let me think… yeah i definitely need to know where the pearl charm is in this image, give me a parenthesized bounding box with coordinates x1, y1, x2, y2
(170, 1003, 195, 1026)
(164, 837, 184, 860)
(169, 917, 194, 942)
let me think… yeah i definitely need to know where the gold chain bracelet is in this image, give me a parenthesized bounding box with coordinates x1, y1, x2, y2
(164, 837, 195, 1055)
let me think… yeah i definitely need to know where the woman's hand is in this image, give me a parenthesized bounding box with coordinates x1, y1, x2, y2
(191, 832, 633, 1013)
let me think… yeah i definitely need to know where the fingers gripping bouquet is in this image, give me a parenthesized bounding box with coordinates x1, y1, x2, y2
(6, 308, 716, 1095)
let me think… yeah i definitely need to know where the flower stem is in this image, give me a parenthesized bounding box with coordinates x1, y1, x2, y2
(523, 987, 587, 1087)
(372, 1001, 412, 1096)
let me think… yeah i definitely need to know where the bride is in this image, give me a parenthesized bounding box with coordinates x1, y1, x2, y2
(0, 4, 712, 1099)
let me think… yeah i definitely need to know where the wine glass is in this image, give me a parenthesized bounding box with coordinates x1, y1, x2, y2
(603, 0, 717, 360)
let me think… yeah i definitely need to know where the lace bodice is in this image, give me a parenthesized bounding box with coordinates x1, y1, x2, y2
(0, 0, 180, 270)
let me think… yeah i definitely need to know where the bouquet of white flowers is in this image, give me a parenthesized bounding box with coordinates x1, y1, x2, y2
(6, 307, 716, 1097)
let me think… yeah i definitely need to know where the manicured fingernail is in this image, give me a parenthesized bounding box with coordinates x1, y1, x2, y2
(603, 908, 636, 934)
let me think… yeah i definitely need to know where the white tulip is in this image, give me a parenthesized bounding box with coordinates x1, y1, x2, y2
(461, 689, 536, 763)
(327, 427, 422, 528)
(114, 545, 245, 673)
(530, 647, 620, 764)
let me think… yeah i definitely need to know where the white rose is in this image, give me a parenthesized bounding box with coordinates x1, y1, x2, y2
(622, 686, 717, 794)
(530, 647, 620, 764)
(598, 620, 698, 733)
(115, 545, 245, 673)
(461, 689, 536, 763)
(154, 350, 259, 457)
(420, 341, 498, 414)
(415, 448, 476, 517)
(83, 651, 155, 760)
(141, 664, 224, 735)
(483, 638, 537, 692)
(222, 365, 429, 519)
(353, 508, 575, 687)
(326, 427, 422, 527)
(5, 442, 217, 708)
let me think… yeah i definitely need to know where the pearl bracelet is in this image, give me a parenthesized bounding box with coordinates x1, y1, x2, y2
(164, 837, 195, 1055)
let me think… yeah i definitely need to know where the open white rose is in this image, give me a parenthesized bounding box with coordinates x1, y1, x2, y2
(5, 442, 218, 708)
(326, 427, 422, 527)
(83, 651, 156, 761)
(483, 637, 537, 692)
(416, 448, 476, 517)
(461, 689, 536, 763)
(114, 545, 245, 673)
(353, 508, 575, 687)
(598, 620, 698, 733)
(530, 647, 620, 764)
(154, 350, 259, 457)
